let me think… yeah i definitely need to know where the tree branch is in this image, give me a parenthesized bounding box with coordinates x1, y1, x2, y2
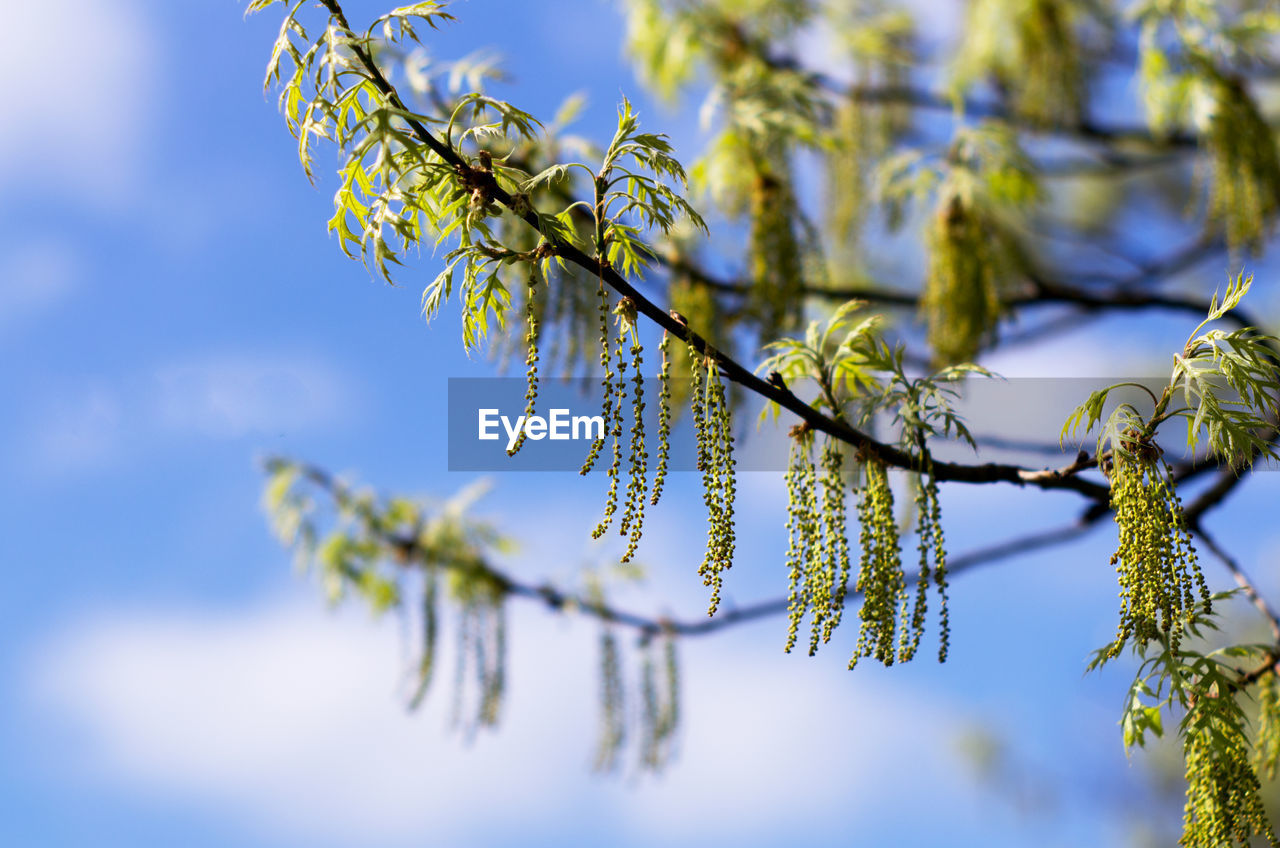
(665, 237, 1237, 331)
(293, 458, 1100, 641)
(1193, 522, 1280, 643)
(314, 0, 1109, 502)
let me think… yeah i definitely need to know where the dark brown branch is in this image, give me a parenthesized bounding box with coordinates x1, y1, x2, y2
(315, 0, 1108, 502)
(667, 237, 1235, 330)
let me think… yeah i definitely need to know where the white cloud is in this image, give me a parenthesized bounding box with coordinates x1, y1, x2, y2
(0, 240, 77, 337)
(19, 353, 350, 475)
(25, 592, 963, 846)
(151, 354, 347, 439)
(0, 0, 151, 202)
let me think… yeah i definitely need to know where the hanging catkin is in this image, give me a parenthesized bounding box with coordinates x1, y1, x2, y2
(923, 191, 1004, 366)
(1105, 453, 1210, 659)
(616, 299, 648, 562)
(507, 271, 540, 457)
(691, 347, 736, 615)
(1202, 72, 1280, 255)
(650, 330, 673, 508)
(850, 456, 906, 668)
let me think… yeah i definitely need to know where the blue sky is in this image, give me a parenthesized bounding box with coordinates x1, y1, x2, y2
(3, 1, 1280, 846)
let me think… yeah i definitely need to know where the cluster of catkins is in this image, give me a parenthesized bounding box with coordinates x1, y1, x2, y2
(1009, 0, 1083, 127)
(1257, 671, 1280, 782)
(562, 281, 733, 613)
(582, 290, 663, 564)
(428, 569, 507, 734)
(923, 191, 1008, 365)
(747, 164, 805, 340)
(492, 245, 600, 380)
(595, 626, 680, 774)
(826, 29, 912, 248)
(1105, 454, 1210, 659)
(512, 268, 730, 612)
(784, 430, 950, 669)
(850, 454, 950, 668)
(1203, 72, 1280, 255)
(690, 344, 737, 615)
(1182, 711, 1279, 848)
(783, 426, 852, 656)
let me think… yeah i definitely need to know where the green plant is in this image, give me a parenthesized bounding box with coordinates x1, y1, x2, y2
(248, 0, 1280, 828)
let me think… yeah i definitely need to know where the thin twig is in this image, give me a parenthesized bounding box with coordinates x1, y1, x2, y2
(293, 458, 1099, 640)
(1193, 523, 1280, 643)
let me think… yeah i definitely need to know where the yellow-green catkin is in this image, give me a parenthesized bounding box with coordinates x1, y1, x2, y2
(923, 191, 1004, 366)
(477, 601, 506, 726)
(666, 273, 730, 411)
(1256, 671, 1280, 782)
(603, 317, 628, 530)
(507, 272, 540, 457)
(813, 440, 852, 654)
(804, 453, 835, 655)
(692, 349, 736, 615)
(650, 330, 673, 508)
(1203, 73, 1280, 255)
(581, 281, 612, 475)
(616, 299, 648, 563)
(902, 464, 950, 663)
(408, 565, 440, 711)
(590, 290, 628, 540)
(784, 425, 819, 653)
(828, 76, 910, 248)
(448, 575, 507, 734)
(1012, 0, 1083, 127)
(851, 457, 906, 668)
(957, 0, 1083, 129)
(778, 432, 860, 655)
(595, 626, 626, 772)
(1182, 717, 1278, 847)
(709, 359, 737, 612)
(929, 473, 951, 662)
(828, 99, 873, 248)
(1106, 455, 1210, 659)
(747, 165, 804, 341)
(639, 632, 680, 773)
(450, 597, 473, 730)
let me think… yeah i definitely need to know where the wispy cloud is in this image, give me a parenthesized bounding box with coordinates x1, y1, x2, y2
(0, 0, 152, 203)
(25, 593, 964, 846)
(0, 240, 78, 338)
(19, 352, 351, 475)
(151, 354, 347, 439)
